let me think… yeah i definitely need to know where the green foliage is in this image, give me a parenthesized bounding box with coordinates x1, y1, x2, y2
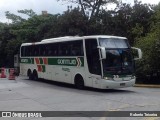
(5, 39, 22, 67)
(18, 9, 37, 17)
(135, 3, 160, 79)
(57, 0, 119, 20)
(5, 11, 26, 24)
(56, 8, 87, 36)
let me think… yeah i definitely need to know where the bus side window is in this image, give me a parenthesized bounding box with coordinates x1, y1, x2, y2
(21, 46, 24, 57)
(71, 46, 77, 56)
(53, 44, 58, 56)
(47, 44, 51, 56)
(25, 46, 31, 56)
(24, 46, 27, 56)
(59, 42, 69, 56)
(39, 45, 46, 56)
(71, 40, 83, 56)
(57, 44, 62, 56)
(34, 45, 39, 56)
(43, 46, 46, 56)
(39, 45, 43, 56)
(28, 46, 31, 56)
(30, 46, 35, 56)
(37, 45, 41, 56)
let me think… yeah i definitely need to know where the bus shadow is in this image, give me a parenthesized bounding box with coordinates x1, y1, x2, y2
(24, 78, 136, 94)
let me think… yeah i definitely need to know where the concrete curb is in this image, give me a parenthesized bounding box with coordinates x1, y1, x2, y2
(134, 84, 160, 88)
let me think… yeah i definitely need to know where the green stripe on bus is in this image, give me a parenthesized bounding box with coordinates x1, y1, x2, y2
(20, 57, 84, 67)
(39, 58, 43, 64)
(31, 58, 34, 64)
(48, 57, 84, 67)
(20, 58, 34, 64)
(42, 65, 45, 72)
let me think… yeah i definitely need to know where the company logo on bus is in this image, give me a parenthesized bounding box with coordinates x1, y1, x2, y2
(57, 58, 82, 67)
(21, 59, 28, 63)
(57, 59, 76, 65)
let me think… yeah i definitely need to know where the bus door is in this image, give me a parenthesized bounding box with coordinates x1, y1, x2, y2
(85, 39, 102, 88)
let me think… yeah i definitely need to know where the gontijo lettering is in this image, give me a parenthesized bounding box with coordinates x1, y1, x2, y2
(57, 59, 76, 65)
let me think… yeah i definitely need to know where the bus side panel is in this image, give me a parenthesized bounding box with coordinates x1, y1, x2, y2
(35, 65, 53, 80)
(42, 65, 52, 80)
(52, 65, 63, 82)
(20, 63, 26, 76)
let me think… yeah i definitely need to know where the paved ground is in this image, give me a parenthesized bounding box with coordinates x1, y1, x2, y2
(0, 76, 160, 120)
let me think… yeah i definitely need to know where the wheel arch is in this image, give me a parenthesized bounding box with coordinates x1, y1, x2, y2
(74, 73, 85, 85)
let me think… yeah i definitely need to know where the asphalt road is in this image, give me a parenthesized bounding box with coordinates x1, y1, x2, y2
(0, 76, 160, 120)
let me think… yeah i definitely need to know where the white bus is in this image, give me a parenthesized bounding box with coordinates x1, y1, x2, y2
(20, 35, 142, 89)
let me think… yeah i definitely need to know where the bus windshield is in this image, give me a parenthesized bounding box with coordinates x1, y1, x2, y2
(99, 38, 134, 76)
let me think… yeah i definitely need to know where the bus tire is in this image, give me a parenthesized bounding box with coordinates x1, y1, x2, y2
(74, 75, 84, 89)
(33, 70, 38, 80)
(27, 69, 33, 80)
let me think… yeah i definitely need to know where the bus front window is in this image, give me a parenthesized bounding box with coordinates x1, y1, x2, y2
(103, 49, 134, 75)
(99, 38, 134, 77)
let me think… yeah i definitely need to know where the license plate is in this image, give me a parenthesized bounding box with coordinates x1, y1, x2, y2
(120, 83, 125, 86)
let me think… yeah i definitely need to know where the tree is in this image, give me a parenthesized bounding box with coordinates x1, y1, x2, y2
(0, 9, 38, 67)
(53, 7, 87, 36)
(100, 0, 154, 45)
(5, 11, 25, 24)
(18, 9, 37, 17)
(57, 0, 118, 20)
(135, 3, 160, 83)
(0, 23, 15, 67)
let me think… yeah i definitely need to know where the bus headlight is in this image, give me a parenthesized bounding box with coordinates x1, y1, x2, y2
(104, 77, 113, 80)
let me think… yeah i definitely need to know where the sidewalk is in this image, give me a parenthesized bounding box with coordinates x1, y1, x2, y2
(134, 84, 160, 88)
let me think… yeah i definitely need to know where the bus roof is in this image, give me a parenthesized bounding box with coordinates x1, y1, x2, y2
(21, 35, 127, 46)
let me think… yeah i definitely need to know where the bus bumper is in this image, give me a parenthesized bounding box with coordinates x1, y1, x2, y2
(101, 79, 135, 89)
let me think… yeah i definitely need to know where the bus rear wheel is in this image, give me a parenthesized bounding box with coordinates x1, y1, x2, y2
(74, 75, 84, 89)
(33, 70, 38, 80)
(27, 69, 33, 80)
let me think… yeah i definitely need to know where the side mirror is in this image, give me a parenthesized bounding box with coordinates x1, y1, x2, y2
(131, 47, 142, 60)
(97, 46, 106, 59)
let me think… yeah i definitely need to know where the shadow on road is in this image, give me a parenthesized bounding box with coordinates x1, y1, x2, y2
(23, 78, 136, 94)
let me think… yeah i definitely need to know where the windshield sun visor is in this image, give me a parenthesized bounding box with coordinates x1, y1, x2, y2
(99, 38, 129, 49)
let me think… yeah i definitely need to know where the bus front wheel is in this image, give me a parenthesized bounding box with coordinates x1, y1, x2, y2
(74, 75, 84, 89)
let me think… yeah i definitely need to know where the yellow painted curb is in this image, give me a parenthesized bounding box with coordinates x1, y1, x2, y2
(134, 84, 160, 88)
